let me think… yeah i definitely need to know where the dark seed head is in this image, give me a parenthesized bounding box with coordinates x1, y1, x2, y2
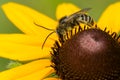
(51, 27, 120, 80)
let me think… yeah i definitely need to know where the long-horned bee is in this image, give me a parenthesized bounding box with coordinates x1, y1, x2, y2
(34, 8, 95, 48)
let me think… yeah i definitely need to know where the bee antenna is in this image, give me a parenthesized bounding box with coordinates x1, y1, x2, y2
(34, 22, 55, 31)
(42, 31, 56, 49)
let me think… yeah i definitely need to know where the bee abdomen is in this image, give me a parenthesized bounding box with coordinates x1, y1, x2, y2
(77, 14, 94, 27)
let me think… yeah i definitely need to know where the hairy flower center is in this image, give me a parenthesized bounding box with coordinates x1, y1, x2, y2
(51, 26, 120, 80)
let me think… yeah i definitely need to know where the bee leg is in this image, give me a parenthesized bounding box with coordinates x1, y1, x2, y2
(58, 34, 64, 44)
(75, 21, 82, 31)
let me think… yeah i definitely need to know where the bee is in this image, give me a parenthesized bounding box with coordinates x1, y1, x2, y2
(56, 8, 94, 36)
(34, 8, 94, 49)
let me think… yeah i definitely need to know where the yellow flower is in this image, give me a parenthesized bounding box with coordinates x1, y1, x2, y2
(0, 2, 120, 80)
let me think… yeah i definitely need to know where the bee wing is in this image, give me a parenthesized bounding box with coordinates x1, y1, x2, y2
(63, 8, 91, 22)
(73, 8, 91, 15)
(80, 8, 92, 13)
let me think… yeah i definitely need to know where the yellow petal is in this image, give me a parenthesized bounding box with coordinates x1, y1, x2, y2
(0, 40, 51, 61)
(56, 3, 80, 20)
(0, 34, 54, 47)
(2, 2, 57, 36)
(98, 2, 120, 33)
(43, 78, 60, 80)
(16, 67, 54, 80)
(0, 59, 51, 80)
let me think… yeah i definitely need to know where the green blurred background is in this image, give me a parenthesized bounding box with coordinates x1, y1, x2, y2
(0, 0, 119, 71)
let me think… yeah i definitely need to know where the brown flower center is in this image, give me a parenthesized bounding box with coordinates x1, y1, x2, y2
(51, 26, 120, 80)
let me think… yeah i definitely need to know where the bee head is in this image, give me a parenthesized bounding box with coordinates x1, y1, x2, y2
(56, 26, 66, 36)
(59, 16, 68, 25)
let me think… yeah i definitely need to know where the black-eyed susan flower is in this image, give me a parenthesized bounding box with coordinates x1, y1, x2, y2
(0, 2, 120, 80)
